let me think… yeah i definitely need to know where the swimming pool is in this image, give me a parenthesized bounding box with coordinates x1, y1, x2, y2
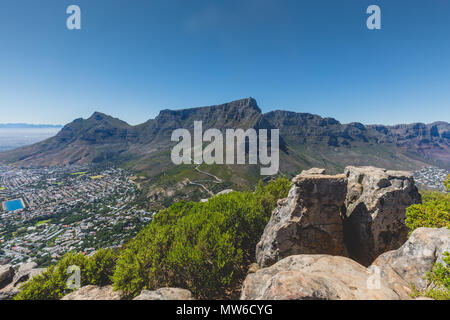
(4, 199, 24, 211)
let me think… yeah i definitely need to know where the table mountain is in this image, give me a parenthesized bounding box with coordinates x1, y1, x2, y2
(0, 98, 448, 199)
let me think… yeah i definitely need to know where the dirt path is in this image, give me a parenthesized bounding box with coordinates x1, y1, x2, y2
(187, 158, 223, 196)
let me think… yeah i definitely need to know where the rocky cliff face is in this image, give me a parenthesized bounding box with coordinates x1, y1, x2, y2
(256, 166, 421, 268)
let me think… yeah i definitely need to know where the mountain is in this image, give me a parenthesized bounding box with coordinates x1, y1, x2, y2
(0, 112, 136, 166)
(0, 98, 448, 204)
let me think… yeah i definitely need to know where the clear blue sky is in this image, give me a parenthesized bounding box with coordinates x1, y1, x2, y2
(0, 0, 449, 125)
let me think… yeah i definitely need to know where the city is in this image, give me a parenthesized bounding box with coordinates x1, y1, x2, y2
(0, 165, 153, 267)
(412, 166, 450, 192)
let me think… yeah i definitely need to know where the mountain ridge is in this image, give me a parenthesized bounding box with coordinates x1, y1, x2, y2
(0, 98, 448, 175)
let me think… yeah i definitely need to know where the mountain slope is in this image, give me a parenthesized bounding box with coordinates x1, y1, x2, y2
(0, 98, 448, 194)
(0, 112, 136, 166)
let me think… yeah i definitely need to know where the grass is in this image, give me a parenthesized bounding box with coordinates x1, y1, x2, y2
(35, 219, 52, 226)
(71, 172, 86, 176)
(90, 175, 104, 180)
(0, 187, 5, 191)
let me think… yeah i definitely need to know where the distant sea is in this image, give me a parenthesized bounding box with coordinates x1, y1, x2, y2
(0, 128, 61, 152)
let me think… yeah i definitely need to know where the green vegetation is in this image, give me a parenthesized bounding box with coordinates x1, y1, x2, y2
(14, 249, 117, 300)
(445, 174, 450, 192)
(71, 172, 86, 176)
(412, 251, 450, 300)
(405, 190, 450, 233)
(12, 178, 290, 300)
(35, 219, 51, 226)
(90, 175, 104, 180)
(405, 179, 449, 300)
(112, 177, 291, 299)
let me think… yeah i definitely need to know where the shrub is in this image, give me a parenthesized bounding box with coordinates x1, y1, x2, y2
(445, 174, 450, 192)
(112, 177, 291, 299)
(14, 249, 117, 300)
(13, 178, 290, 300)
(405, 190, 450, 234)
(412, 252, 450, 300)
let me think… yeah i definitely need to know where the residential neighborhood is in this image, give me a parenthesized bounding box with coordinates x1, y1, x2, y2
(0, 165, 153, 267)
(413, 166, 449, 192)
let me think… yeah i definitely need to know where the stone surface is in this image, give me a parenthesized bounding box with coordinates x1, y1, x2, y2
(256, 166, 422, 268)
(344, 166, 422, 266)
(241, 255, 402, 300)
(0, 265, 14, 290)
(300, 168, 326, 175)
(61, 285, 122, 300)
(133, 288, 194, 300)
(12, 262, 42, 284)
(0, 262, 45, 300)
(256, 173, 348, 267)
(371, 227, 450, 292)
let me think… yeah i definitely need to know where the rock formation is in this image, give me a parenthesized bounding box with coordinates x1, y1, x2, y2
(256, 166, 421, 268)
(372, 227, 450, 292)
(61, 285, 122, 300)
(344, 166, 421, 265)
(243, 227, 448, 300)
(241, 255, 402, 300)
(133, 288, 194, 300)
(256, 170, 348, 267)
(0, 265, 14, 290)
(0, 262, 45, 300)
(60, 286, 194, 300)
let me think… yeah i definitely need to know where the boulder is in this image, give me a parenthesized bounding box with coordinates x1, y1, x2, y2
(61, 285, 122, 300)
(133, 288, 193, 300)
(256, 172, 349, 267)
(12, 262, 44, 284)
(371, 227, 450, 292)
(344, 166, 421, 266)
(0, 265, 14, 290)
(0, 262, 45, 300)
(241, 254, 402, 300)
(256, 166, 421, 268)
(300, 168, 326, 175)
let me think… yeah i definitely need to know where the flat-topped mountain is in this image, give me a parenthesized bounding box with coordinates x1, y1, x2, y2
(0, 98, 448, 185)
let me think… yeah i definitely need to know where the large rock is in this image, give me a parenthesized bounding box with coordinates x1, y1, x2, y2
(241, 255, 402, 300)
(133, 288, 194, 300)
(0, 262, 45, 300)
(256, 173, 348, 267)
(371, 227, 450, 292)
(11, 262, 43, 284)
(256, 166, 421, 268)
(0, 265, 14, 290)
(344, 166, 422, 266)
(61, 285, 122, 300)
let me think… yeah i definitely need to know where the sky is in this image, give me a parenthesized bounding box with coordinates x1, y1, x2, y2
(0, 0, 449, 126)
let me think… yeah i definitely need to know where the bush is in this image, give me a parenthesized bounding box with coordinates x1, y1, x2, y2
(412, 252, 450, 300)
(405, 190, 450, 234)
(14, 249, 117, 300)
(112, 177, 291, 299)
(13, 178, 290, 300)
(445, 174, 450, 192)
